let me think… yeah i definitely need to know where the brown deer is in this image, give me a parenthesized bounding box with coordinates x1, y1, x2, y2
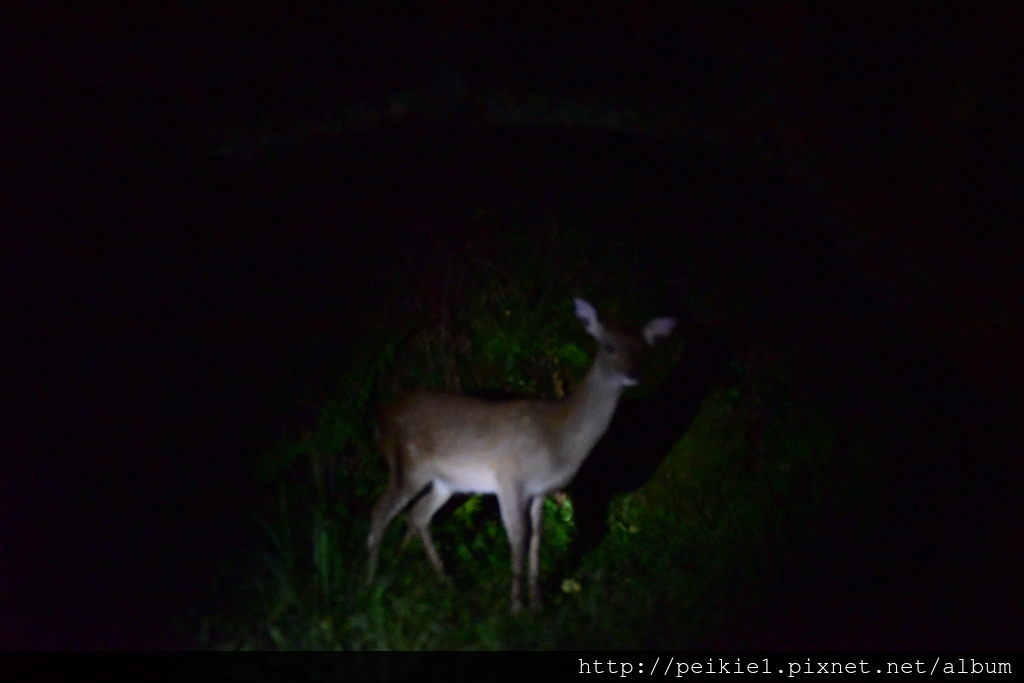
(365, 298, 675, 612)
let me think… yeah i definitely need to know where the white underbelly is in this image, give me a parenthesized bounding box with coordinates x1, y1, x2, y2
(435, 462, 499, 493)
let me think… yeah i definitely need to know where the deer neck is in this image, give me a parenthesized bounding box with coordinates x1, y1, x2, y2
(556, 360, 624, 467)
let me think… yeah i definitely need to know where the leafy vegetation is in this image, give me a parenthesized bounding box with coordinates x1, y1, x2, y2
(197, 192, 876, 650)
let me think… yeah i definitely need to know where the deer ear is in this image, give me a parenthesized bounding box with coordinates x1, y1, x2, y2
(574, 298, 601, 338)
(643, 317, 676, 345)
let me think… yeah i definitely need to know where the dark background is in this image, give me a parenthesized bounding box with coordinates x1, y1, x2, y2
(2, 5, 1022, 648)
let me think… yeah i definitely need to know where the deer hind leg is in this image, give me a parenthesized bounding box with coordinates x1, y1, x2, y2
(366, 472, 429, 586)
(402, 481, 452, 578)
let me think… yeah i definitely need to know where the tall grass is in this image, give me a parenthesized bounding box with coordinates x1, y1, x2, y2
(199, 212, 873, 650)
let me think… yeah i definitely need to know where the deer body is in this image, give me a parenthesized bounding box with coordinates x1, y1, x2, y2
(366, 298, 675, 612)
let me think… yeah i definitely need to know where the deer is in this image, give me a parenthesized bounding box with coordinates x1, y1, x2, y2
(365, 298, 676, 612)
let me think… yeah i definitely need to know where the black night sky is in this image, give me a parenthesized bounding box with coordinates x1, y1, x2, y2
(2, 6, 1023, 649)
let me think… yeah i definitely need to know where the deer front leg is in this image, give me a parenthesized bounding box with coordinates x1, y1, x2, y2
(497, 485, 528, 613)
(528, 493, 544, 610)
(527, 495, 545, 611)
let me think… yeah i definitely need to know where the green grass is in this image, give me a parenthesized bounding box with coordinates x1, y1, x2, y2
(200, 371, 862, 649)
(195, 200, 877, 649)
